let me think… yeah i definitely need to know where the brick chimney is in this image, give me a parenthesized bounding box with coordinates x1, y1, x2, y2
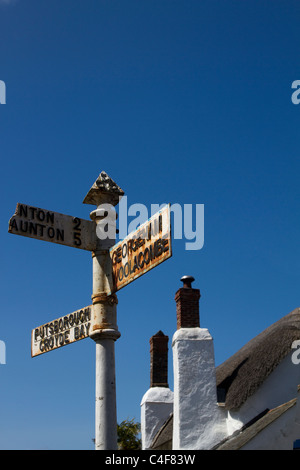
(150, 331, 169, 388)
(175, 275, 201, 329)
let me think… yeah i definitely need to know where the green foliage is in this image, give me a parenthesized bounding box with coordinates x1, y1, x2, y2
(117, 418, 142, 450)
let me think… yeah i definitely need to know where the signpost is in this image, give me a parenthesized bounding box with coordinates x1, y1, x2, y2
(8, 171, 172, 450)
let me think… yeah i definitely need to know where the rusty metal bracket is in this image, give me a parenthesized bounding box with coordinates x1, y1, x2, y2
(92, 292, 118, 306)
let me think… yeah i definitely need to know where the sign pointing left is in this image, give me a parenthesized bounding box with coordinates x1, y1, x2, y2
(32, 305, 92, 357)
(8, 203, 97, 251)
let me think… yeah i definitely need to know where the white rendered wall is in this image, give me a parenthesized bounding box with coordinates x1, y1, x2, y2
(226, 352, 300, 436)
(172, 328, 226, 450)
(242, 403, 298, 450)
(140, 387, 173, 450)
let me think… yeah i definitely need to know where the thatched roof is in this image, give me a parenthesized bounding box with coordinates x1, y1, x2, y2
(216, 308, 300, 410)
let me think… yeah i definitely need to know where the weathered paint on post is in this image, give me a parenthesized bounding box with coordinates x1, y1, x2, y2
(83, 171, 124, 451)
(31, 306, 92, 357)
(110, 204, 172, 293)
(8, 203, 97, 251)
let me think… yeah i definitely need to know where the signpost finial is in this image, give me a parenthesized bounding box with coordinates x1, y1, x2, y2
(83, 171, 124, 207)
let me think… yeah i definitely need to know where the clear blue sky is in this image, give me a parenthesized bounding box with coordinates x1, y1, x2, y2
(1, 0, 299, 450)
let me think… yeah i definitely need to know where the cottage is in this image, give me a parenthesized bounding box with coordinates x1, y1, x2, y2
(141, 276, 300, 450)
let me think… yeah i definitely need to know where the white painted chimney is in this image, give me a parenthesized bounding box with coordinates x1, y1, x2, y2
(172, 276, 226, 450)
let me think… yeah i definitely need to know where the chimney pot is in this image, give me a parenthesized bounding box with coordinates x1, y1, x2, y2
(175, 276, 201, 329)
(180, 275, 195, 289)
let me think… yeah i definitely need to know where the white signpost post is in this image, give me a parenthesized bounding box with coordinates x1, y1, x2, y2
(8, 171, 172, 451)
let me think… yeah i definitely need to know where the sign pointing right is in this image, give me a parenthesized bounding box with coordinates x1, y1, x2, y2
(110, 204, 172, 293)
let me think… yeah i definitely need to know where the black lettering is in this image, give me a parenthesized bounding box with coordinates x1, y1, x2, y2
(136, 237, 144, 248)
(149, 244, 155, 261)
(79, 325, 85, 337)
(56, 229, 64, 241)
(132, 256, 138, 272)
(118, 266, 124, 282)
(73, 217, 81, 231)
(19, 204, 28, 218)
(129, 260, 133, 274)
(131, 239, 137, 252)
(47, 212, 54, 224)
(155, 239, 163, 257)
(10, 218, 18, 232)
(73, 232, 81, 246)
(49, 323, 54, 335)
(20, 221, 28, 233)
(85, 323, 91, 336)
(162, 238, 169, 253)
(73, 217, 82, 246)
(79, 310, 85, 323)
(112, 251, 118, 266)
(116, 246, 122, 263)
(37, 210, 45, 222)
(124, 262, 129, 277)
(64, 331, 70, 344)
(58, 319, 64, 331)
(38, 224, 46, 236)
(63, 316, 69, 330)
(138, 252, 144, 269)
(47, 227, 55, 239)
(29, 207, 37, 219)
(144, 247, 150, 265)
(85, 308, 91, 322)
(29, 222, 38, 235)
